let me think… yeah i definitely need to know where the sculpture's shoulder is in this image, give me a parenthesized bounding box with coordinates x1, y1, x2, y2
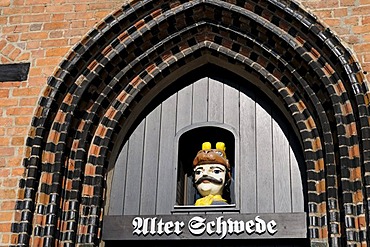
(211, 200, 228, 205)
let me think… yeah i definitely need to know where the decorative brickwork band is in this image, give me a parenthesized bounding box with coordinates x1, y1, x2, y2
(12, 0, 369, 246)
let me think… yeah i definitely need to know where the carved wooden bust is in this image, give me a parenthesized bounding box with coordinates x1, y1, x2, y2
(192, 142, 231, 206)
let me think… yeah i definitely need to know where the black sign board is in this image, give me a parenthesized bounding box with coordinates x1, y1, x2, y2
(102, 213, 307, 240)
(0, 63, 30, 82)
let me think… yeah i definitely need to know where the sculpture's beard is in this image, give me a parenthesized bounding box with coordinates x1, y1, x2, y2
(195, 175, 223, 185)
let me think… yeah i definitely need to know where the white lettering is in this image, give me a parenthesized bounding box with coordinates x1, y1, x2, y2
(131, 215, 278, 238)
(174, 221, 185, 235)
(216, 216, 228, 239)
(206, 219, 215, 235)
(227, 219, 244, 235)
(255, 216, 266, 234)
(245, 219, 255, 234)
(132, 217, 143, 235)
(142, 217, 150, 235)
(150, 217, 157, 235)
(267, 220, 277, 235)
(132, 217, 185, 236)
(188, 216, 206, 235)
(164, 221, 174, 234)
(157, 218, 164, 235)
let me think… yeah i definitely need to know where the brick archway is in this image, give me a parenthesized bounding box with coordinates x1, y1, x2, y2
(12, 0, 369, 246)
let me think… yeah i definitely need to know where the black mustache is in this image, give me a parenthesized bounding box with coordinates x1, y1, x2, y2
(195, 175, 223, 185)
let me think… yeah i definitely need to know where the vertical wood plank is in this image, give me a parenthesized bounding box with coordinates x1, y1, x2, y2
(140, 106, 161, 214)
(290, 145, 305, 212)
(239, 90, 257, 213)
(272, 120, 292, 213)
(176, 84, 194, 205)
(208, 78, 224, 122)
(224, 83, 240, 205)
(123, 120, 145, 215)
(192, 77, 208, 123)
(224, 83, 239, 128)
(156, 94, 177, 214)
(177, 84, 193, 131)
(108, 143, 128, 215)
(256, 103, 274, 213)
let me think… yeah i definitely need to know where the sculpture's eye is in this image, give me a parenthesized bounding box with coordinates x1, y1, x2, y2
(212, 168, 224, 174)
(194, 169, 202, 175)
(215, 151, 223, 156)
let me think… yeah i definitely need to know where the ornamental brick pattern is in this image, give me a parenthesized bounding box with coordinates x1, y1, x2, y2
(0, 0, 369, 246)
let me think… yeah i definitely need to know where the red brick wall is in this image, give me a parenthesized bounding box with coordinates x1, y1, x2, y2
(0, 1, 127, 244)
(0, 0, 369, 245)
(302, 0, 370, 80)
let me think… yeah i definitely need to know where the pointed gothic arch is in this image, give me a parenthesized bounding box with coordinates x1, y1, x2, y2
(12, 0, 370, 246)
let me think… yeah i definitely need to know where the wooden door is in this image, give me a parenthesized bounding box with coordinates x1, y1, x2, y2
(108, 76, 305, 216)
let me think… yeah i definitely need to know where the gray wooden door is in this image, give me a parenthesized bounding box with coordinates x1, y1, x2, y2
(107, 77, 305, 215)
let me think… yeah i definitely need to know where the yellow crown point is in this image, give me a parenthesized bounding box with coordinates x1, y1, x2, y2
(202, 142, 212, 150)
(216, 142, 226, 151)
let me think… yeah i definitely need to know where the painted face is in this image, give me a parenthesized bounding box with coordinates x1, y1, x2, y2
(194, 164, 226, 197)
